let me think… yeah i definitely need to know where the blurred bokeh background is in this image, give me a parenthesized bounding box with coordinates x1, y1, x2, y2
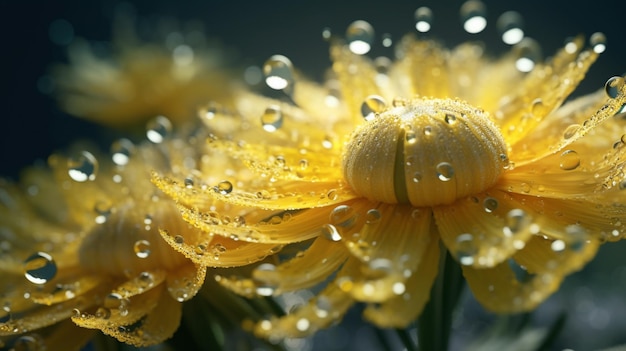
(2, 0, 625, 350)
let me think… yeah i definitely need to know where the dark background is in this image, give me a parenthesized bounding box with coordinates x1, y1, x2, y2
(1, 1, 625, 350)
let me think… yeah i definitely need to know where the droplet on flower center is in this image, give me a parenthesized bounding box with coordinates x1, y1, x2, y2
(343, 98, 507, 207)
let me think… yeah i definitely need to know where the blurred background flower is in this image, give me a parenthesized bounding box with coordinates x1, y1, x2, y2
(1, 0, 626, 350)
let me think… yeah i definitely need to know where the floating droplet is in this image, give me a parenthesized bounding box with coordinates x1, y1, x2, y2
(455, 233, 477, 266)
(496, 11, 524, 45)
(514, 38, 541, 73)
(460, 0, 487, 34)
(330, 205, 358, 229)
(263, 55, 294, 90)
(134, 240, 151, 259)
(146, 115, 172, 143)
(381, 33, 393, 47)
(559, 150, 580, 171)
(346, 20, 374, 55)
(67, 151, 98, 182)
(321, 224, 342, 242)
(296, 318, 311, 332)
(604, 76, 624, 99)
(414, 7, 433, 33)
(322, 27, 332, 41)
(216, 180, 233, 195)
(361, 95, 386, 121)
(261, 105, 284, 132)
(483, 197, 499, 213)
(24, 252, 57, 284)
(590, 32, 607, 54)
(436, 162, 455, 181)
(109, 139, 135, 167)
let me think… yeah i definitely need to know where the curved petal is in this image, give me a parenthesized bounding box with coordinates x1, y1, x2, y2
(463, 235, 599, 313)
(434, 190, 535, 268)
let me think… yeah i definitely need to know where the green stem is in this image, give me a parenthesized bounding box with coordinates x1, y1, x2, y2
(417, 243, 464, 351)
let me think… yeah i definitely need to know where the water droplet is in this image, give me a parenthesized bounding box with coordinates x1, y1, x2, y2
(361, 95, 386, 121)
(346, 20, 374, 55)
(531, 98, 547, 116)
(330, 205, 358, 229)
(565, 224, 587, 251)
(184, 177, 194, 188)
(551, 240, 566, 252)
(412, 172, 422, 183)
(296, 318, 311, 332)
(174, 235, 184, 244)
(95, 307, 111, 319)
(559, 150, 580, 171)
(322, 27, 332, 41)
(563, 124, 580, 139)
(24, 252, 57, 284)
(12, 334, 45, 351)
(444, 113, 457, 124)
(146, 115, 172, 143)
(590, 32, 607, 54)
(263, 55, 294, 90)
(514, 38, 541, 72)
(365, 209, 381, 224)
(315, 296, 331, 318)
(483, 197, 499, 213)
(405, 130, 417, 145)
(94, 201, 112, 224)
(424, 126, 433, 136)
(133, 240, 151, 258)
(503, 209, 529, 236)
(321, 224, 342, 242)
(327, 189, 339, 201)
(261, 105, 284, 132)
(67, 151, 98, 182)
(110, 138, 134, 166)
(414, 7, 433, 33)
(381, 33, 393, 47)
(455, 233, 477, 266)
(104, 293, 130, 313)
(436, 162, 455, 181)
(496, 11, 524, 45)
(460, 1, 487, 34)
(216, 180, 233, 195)
(604, 76, 624, 99)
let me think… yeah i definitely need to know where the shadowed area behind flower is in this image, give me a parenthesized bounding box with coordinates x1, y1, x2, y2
(1, 1, 626, 350)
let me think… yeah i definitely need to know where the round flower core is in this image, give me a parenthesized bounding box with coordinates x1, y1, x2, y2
(342, 98, 508, 206)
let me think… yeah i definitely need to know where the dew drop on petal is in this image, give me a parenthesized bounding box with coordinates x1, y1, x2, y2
(590, 32, 607, 54)
(216, 180, 233, 195)
(67, 151, 98, 182)
(329, 205, 357, 229)
(365, 209, 381, 224)
(563, 124, 580, 140)
(95, 307, 111, 319)
(24, 252, 57, 284)
(346, 20, 374, 55)
(414, 7, 433, 33)
(263, 55, 294, 90)
(361, 95, 386, 121)
(604, 76, 624, 99)
(436, 162, 455, 181)
(497, 11, 524, 45)
(444, 113, 457, 124)
(460, 0, 487, 34)
(321, 224, 342, 242)
(455, 233, 477, 266)
(261, 105, 283, 132)
(483, 197, 499, 213)
(133, 240, 151, 259)
(110, 138, 135, 166)
(146, 115, 172, 143)
(559, 150, 580, 171)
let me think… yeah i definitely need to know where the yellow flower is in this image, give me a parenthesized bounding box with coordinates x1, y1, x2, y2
(153, 19, 626, 341)
(0, 126, 276, 349)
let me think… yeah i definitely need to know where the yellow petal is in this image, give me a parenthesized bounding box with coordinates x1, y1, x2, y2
(363, 231, 440, 327)
(463, 235, 599, 313)
(434, 190, 535, 268)
(165, 263, 206, 302)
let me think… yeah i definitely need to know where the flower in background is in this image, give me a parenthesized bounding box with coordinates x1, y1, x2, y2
(154, 5, 626, 342)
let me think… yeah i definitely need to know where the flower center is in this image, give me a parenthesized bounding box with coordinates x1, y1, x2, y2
(342, 98, 508, 207)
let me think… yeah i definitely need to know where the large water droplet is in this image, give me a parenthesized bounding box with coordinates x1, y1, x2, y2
(263, 55, 294, 90)
(346, 20, 374, 55)
(604, 76, 624, 99)
(330, 205, 358, 229)
(496, 11, 524, 45)
(559, 150, 580, 171)
(134, 240, 151, 259)
(483, 197, 499, 213)
(216, 180, 233, 195)
(361, 95, 386, 121)
(67, 151, 98, 182)
(321, 224, 342, 241)
(414, 7, 433, 33)
(590, 32, 607, 54)
(455, 233, 477, 266)
(261, 105, 284, 132)
(110, 138, 135, 166)
(24, 252, 57, 284)
(460, 0, 487, 34)
(146, 115, 172, 143)
(436, 162, 455, 181)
